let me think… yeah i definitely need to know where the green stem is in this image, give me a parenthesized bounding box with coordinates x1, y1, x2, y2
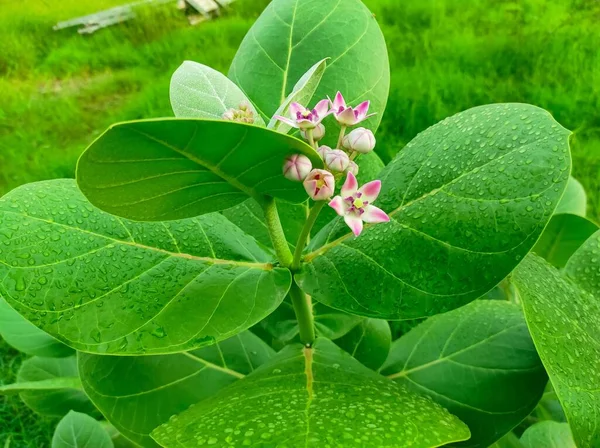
(336, 125, 347, 149)
(261, 197, 293, 267)
(292, 201, 326, 270)
(307, 129, 317, 149)
(289, 280, 315, 346)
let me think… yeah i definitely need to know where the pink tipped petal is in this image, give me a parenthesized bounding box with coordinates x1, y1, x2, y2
(303, 179, 317, 196)
(344, 214, 364, 237)
(362, 205, 390, 224)
(313, 99, 330, 118)
(289, 102, 305, 116)
(354, 101, 371, 119)
(341, 172, 359, 197)
(336, 107, 357, 126)
(333, 91, 346, 111)
(359, 180, 382, 202)
(328, 196, 346, 216)
(274, 115, 299, 128)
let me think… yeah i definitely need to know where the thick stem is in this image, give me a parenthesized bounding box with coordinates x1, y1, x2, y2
(336, 125, 347, 150)
(262, 197, 293, 267)
(292, 201, 327, 270)
(289, 280, 315, 346)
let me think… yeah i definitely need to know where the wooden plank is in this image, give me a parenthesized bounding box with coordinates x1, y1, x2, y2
(186, 0, 219, 16)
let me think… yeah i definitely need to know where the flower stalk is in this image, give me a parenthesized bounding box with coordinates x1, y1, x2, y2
(261, 197, 294, 268)
(292, 201, 327, 271)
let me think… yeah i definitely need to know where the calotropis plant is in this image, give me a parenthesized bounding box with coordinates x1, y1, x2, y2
(0, 0, 598, 447)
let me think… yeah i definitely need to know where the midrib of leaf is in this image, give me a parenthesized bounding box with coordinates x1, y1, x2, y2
(0, 377, 82, 394)
(280, 0, 298, 104)
(0, 210, 273, 270)
(303, 346, 314, 447)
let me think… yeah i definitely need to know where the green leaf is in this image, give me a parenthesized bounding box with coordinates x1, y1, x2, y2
(170, 61, 265, 126)
(555, 176, 587, 216)
(533, 213, 599, 268)
(79, 331, 274, 448)
(52, 411, 113, 448)
(489, 432, 524, 448)
(0, 180, 291, 355)
(16, 356, 97, 418)
(151, 338, 470, 447)
(336, 318, 391, 370)
(76, 119, 321, 221)
(564, 229, 600, 296)
(512, 252, 600, 448)
(268, 58, 328, 132)
(229, 0, 390, 146)
(534, 385, 566, 422)
(520, 421, 576, 448)
(380, 300, 547, 448)
(298, 103, 571, 319)
(0, 296, 73, 358)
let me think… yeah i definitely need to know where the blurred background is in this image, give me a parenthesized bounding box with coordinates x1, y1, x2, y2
(1, 0, 599, 444)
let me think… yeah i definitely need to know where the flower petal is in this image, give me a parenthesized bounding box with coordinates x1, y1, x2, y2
(336, 107, 357, 126)
(341, 172, 358, 197)
(313, 99, 330, 118)
(332, 91, 346, 112)
(354, 101, 370, 120)
(359, 180, 382, 202)
(297, 119, 316, 130)
(274, 115, 299, 128)
(303, 179, 318, 197)
(344, 214, 364, 237)
(289, 102, 305, 117)
(362, 205, 390, 224)
(328, 196, 347, 216)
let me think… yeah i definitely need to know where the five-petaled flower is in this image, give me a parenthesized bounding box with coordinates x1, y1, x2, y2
(330, 92, 376, 127)
(275, 100, 331, 131)
(329, 172, 390, 236)
(304, 169, 335, 201)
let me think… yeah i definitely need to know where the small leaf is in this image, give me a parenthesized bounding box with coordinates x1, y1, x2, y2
(533, 213, 599, 268)
(564, 229, 600, 296)
(513, 251, 600, 448)
(298, 103, 571, 319)
(269, 58, 328, 132)
(79, 331, 274, 447)
(0, 180, 291, 355)
(170, 60, 265, 126)
(336, 318, 391, 370)
(16, 356, 97, 418)
(489, 433, 524, 448)
(52, 411, 113, 448)
(77, 119, 321, 221)
(0, 296, 73, 358)
(151, 338, 470, 447)
(555, 176, 587, 216)
(520, 421, 576, 448)
(381, 300, 547, 448)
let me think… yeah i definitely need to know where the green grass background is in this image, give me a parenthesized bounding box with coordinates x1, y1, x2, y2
(1, 0, 599, 445)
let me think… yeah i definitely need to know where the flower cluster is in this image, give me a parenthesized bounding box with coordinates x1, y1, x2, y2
(222, 101, 256, 124)
(279, 92, 388, 236)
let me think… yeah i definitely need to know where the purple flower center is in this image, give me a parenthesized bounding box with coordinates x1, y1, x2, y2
(296, 108, 319, 122)
(345, 192, 368, 215)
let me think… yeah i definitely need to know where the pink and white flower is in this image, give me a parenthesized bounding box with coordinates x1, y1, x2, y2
(328, 172, 390, 236)
(274, 100, 331, 131)
(304, 169, 335, 201)
(283, 154, 312, 181)
(330, 92, 376, 127)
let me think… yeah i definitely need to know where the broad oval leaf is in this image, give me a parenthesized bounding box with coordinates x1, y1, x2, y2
(381, 300, 547, 448)
(16, 356, 97, 418)
(229, 0, 390, 145)
(151, 338, 470, 447)
(76, 119, 321, 221)
(520, 421, 576, 448)
(298, 103, 571, 319)
(79, 331, 274, 447)
(0, 180, 291, 355)
(533, 213, 599, 268)
(0, 296, 73, 358)
(564, 229, 600, 296)
(336, 318, 391, 370)
(170, 61, 265, 126)
(513, 252, 600, 448)
(555, 176, 587, 216)
(52, 411, 113, 448)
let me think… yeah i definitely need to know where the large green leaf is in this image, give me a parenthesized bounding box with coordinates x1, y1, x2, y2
(297, 103, 571, 319)
(520, 421, 576, 448)
(513, 251, 600, 448)
(152, 338, 470, 447)
(564, 229, 600, 296)
(229, 0, 390, 146)
(555, 176, 587, 216)
(52, 411, 113, 448)
(16, 356, 97, 418)
(533, 213, 599, 268)
(76, 119, 321, 221)
(0, 296, 73, 357)
(80, 331, 274, 447)
(336, 318, 391, 371)
(0, 180, 291, 355)
(170, 61, 265, 126)
(381, 301, 547, 448)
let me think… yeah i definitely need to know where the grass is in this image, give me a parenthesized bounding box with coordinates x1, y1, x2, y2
(0, 0, 599, 445)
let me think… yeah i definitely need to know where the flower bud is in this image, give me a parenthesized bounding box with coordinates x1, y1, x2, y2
(303, 169, 335, 201)
(317, 145, 332, 160)
(283, 154, 312, 182)
(347, 161, 359, 176)
(342, 127, 376, 154)
(301, 123, 325, 142)
(325, 149, 350, 172)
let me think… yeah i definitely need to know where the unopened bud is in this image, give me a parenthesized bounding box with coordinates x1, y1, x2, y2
(325, 149, 350, 172)
(347, 161, 359, 176)
(304, 169, 335, 201)
(342, 127, 376, 154)
(317, 145, 332, 160)
(283, 154, 312, 181)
